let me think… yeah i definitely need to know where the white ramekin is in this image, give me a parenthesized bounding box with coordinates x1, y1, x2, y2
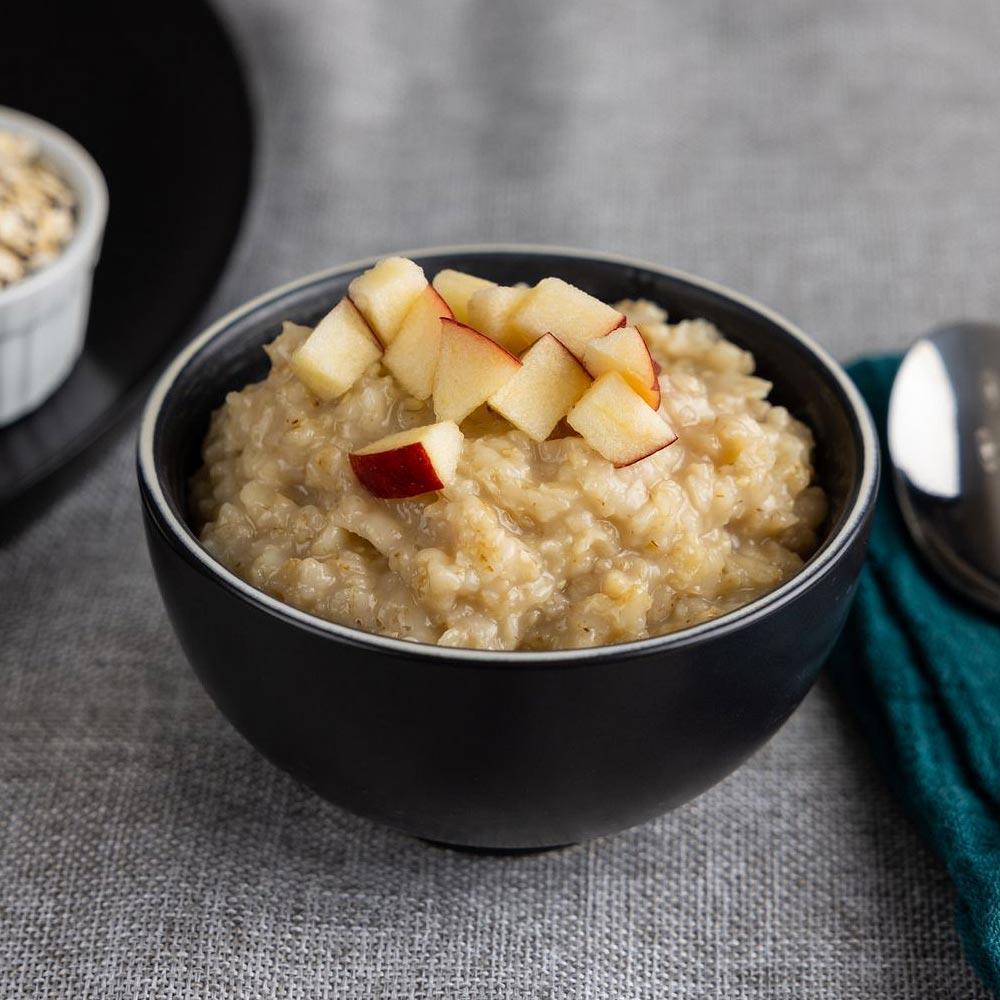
(0, 107, 108, 427)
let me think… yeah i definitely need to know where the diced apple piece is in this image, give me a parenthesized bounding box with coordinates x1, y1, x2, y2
(467, 284, 533, 352)
(488, 334, 592, 442)
(431, 269, 496, 325)
(383, 287, 454, 400)
(433, 318, 521, 424)
(348, 257, 428, 344)
(582, 325, 661, 409)
(349, 421, 464, 499)
(566, 371, 678, 467)
(290, 299, 382, 400)
(508, 276, 625, 359)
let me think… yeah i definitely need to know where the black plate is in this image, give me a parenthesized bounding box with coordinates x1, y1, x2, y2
(0, 0, 253, 531)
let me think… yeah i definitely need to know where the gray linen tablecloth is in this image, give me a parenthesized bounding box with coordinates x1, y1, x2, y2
(4, 0, 1000, 995)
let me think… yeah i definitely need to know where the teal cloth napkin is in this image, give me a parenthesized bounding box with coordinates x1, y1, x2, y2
(833, 357, 1000, 994)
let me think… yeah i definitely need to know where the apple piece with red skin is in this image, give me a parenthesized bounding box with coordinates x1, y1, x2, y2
(582, 325, 661, 409)
(431, 269, 496, 325)
(347, 256, 428, 344)
(349, 421, 464, 499)
(567, 371, 678, 467)
(433, 318, 522, 424)
(488, 334, 592, 442)
(289, 299, 383, 401)
(383, 286, 454, 399)
(508, 276, 626, 359)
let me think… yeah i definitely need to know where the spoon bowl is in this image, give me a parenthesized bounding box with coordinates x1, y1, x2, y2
(888, 322, 1000, 613)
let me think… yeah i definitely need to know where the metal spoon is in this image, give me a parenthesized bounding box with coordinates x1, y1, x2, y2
(887, 322, 1000, 614)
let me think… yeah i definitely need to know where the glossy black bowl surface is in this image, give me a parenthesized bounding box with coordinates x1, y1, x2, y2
(139, 246, 878, 849)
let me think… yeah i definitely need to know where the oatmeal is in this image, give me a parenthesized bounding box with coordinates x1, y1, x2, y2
(192, 261, 826, 651)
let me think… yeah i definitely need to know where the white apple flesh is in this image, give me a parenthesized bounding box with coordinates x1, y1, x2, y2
(488, 334, 592, 441)
(383, 286, 454, 400)
(349, 421, 464, 499)
(431, 269, 496, 325)
(433, 319, 522, 424)
(289, 300, 383, 401)
(508, 276, 625, 359)
(567, 371, 678, 467)
(467, 284, 533, 352)
(582, 325, 661, 409)
(347, 257, 428, 344)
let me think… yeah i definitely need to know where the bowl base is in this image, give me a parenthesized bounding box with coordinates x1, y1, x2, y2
(420, 838, 575, 856)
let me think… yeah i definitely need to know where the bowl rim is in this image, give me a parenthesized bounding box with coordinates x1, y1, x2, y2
(0, 105, 109, 307)
(138, 243, 879, 665)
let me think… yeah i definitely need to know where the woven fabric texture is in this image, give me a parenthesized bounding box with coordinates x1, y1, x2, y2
(4, 0, 1000, 995)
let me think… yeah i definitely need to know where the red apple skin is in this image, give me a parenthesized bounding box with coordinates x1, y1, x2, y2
(349, 444, 444, 499)
(613, 432, 678, 469)
(427, 287, 454, 319)
(441, 317, 520, 360)
(346, 296, 384, 348)
(581, 325, 661, 410)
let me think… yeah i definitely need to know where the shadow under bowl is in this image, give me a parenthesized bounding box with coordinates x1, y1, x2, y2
(138, 245, 879, 850)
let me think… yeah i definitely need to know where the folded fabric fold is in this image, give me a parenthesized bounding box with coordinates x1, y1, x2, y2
(831, 357, 1000, 996)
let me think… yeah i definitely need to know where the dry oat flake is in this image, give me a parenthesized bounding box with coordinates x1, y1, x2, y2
(0, 130, 77, 287)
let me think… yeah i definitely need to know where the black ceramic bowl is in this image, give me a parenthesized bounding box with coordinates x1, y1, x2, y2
(138, 246, 878, 849)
